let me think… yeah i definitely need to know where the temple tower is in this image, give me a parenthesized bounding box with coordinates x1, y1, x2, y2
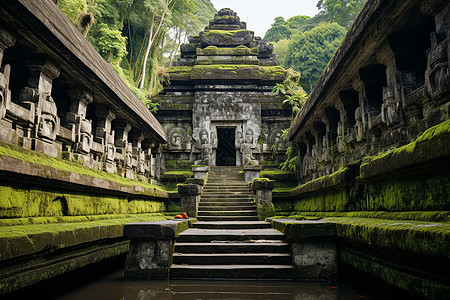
(155, 8, 290, 166)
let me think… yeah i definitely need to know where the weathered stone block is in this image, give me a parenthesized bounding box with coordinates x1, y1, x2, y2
(178, 184, 202, 217)
(244, 165, 262, 183)
(124, 220, 190, 240)
(291, 241, 337, 281)
(124, 239, 172, 279)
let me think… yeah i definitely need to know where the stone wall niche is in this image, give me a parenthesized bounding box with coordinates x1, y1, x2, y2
(19, 56, 61, 157)
(359, 64, 387, 151)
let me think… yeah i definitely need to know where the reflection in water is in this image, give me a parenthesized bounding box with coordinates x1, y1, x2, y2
(125, 280, 338, 300)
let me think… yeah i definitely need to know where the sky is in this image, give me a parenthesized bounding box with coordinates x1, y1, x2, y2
(209, 0, 320, 37)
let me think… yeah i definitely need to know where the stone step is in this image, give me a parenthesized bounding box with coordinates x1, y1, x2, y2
(206, 179, 244, 182)
(205, 182, 248, 187)
(176, 228, 284, 242)
(172, 253, 291, 265)
(203, 191, 252, 195)
(170, 264, 293, 279)
(198, 205, 255, 211)
(197, 215, 259, 221)
(201, 195, 253, 199)
(198, 210, 257, 217)
(203, 188, 250, 192)
(199, 201, 254, 206)
(174, 241, 288, 253)
(193, 221, 272, 229)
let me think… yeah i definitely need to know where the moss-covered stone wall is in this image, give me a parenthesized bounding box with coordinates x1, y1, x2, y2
(274, 120, 450, 213)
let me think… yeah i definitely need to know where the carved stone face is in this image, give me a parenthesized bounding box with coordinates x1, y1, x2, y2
(38, 112, 57, 140)
(171, 132, 181, 147)
(245, 129, 253, 144)
(200, 130, 209, 145)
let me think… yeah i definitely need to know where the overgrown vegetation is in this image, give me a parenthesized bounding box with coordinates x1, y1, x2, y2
(56, 0, 216, 111)
(272, 69, 307, 173)
(266, 0, 366, 94)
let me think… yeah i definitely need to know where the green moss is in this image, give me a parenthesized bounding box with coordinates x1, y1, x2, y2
(202, 45, 218, 55)
(0, 143, 168, 192)
(203, 29, 248, 37)
(0, 214, 172, 261)
(325, 217, 450, 258)
(161, 171, 193, 177)
(0, 183, 167, 218)
(191, 65, 286, 80)
(292, 188, 348, 212)
(285, 211, 450, 223)
(165, 160, 194, 170)
(167, 66, 193, 74)
(260, 169, 295, 182)
(361, 119, 450, 178)
(257, 202, 275, 221)
(364, 174, 449, 211)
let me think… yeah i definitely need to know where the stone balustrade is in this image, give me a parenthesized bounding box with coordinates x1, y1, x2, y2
(178, 184, 203, 218)
(124, 219, 194, 279)
(251, 178, 276, 220)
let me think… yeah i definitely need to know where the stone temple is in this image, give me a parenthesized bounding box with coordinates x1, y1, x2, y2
(155, 8, 291, 167)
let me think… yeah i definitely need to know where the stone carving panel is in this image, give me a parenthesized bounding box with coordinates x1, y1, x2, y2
(240, 128, 258, 165)
(166, 126, 191, 150)
(425, 32, 449, 101)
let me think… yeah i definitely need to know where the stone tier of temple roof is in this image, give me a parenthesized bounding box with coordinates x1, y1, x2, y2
(166, 8, 284, 89)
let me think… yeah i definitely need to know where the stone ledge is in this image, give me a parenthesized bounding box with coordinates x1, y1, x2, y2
(0, 239, 129, 295)
(271, 219, 336, 241)
(329, 217, 450, 259)
(274, 165, 358, 199)
(360, 119, 450, 179)
(0, 214, 169, 261)
(123, 219, 195, 240)
(0, 144, 169, 200)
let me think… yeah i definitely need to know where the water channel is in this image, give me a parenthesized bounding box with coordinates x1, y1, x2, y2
(4, 256, 421, 300)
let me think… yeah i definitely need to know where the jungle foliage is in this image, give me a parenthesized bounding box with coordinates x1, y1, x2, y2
(56, 0, 216, 110)
(265, 0, 366, 94)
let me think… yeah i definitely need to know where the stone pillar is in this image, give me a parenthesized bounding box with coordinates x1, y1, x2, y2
(66, 89, 93, 156)
(244, 165, 262, 183)
(252, 178, 275, 220)
(192, 165, 209, 180)
(178, 184, 202, 218)
(130, 130, 145, 176)
(0, 26, 15, 122)
(151, 144, 162, 179)
(94, 105, 116, 172)
(272, 219, 337, 283)
(123, 219, 192, 279)
(20, 56, 61, 157)
(114, 119, 133, 177)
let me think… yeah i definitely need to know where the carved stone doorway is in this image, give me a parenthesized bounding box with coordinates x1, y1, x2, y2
(216, 128, 236, 166)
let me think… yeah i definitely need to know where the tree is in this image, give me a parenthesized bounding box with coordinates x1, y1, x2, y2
(316, 0, 367, 28)
(283, 22, 346, 93)
(263, 17, 292, 43)
(271, 39, 290, 66)
(55, 0, 216, 108)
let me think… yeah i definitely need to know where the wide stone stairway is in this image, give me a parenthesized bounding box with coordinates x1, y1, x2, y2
(170, 166, 293, 279)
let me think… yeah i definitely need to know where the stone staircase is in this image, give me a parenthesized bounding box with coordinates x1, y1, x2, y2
(170, 166, 293, 279)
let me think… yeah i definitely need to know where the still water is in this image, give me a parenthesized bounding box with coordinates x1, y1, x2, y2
(5, 257, 418, 300)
